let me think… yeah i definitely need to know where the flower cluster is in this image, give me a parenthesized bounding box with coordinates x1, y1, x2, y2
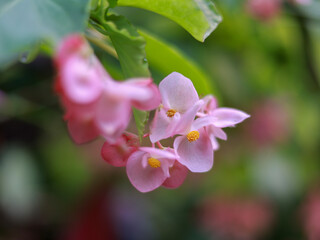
(55, 34, 250, 193)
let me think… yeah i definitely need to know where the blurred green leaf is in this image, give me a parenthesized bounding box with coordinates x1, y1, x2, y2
(100, 14, 150, 78)
(0, 0, 90, 64)
(140, 30, 218, 97)
(117, 0, 222, 42)
(133, 108, 149, 142)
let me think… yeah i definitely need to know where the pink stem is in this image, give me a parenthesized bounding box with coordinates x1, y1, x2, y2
(156, 141, 164, 149)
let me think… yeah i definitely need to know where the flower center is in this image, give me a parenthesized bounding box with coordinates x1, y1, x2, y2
(166, 109, 177, 117)
(187, 131, 200, 142)
(148, 157, 161, 168)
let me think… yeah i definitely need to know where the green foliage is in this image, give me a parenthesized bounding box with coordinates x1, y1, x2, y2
(132, 108, 149, 142)
(0, 0, 90, 64)
(117, 0, 222, 42)
(101, 15, 150, 78)
(140, 30, 218, 97)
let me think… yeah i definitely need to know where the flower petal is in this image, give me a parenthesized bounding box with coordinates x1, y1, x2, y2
(175, 100, 204, 134)
(61, 56, 103, 104)
(210, 135, 220, 150)
(149, 108, 174, 143)
(95, 95, 132, 143)
(210, 108, 250, 128)
(174, 128, 214, 172)
(67, 117, 99, 144)
(126, 151, 167, 193)
(191, 115, 216, 131)
(131, 83, 161, 111)
(101, 134, 139, 167)
(162, 161, 188, 189)
(159, 72, 199, 112)
(200, 95, 218, 113)
(140, 147, 178, 160)
(124, 78, 161, 111)
(108, 80, 152, 102)
(208, 125, 227, 140)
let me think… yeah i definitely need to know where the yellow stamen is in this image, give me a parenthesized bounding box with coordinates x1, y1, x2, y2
(187, 130, 200, 142)
(166, 109, 177, 117)
(148, 157, 161, 168)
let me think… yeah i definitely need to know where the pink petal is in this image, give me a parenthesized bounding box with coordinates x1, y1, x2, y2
(175, 100, 204, 134)
(101, 134, 139, 167)
(159, 72, 199, 112)
(67, 117, 99, 144)
(60, 96, 98, 121)
(126, 151, 167, 193)
(95, 95, 132, 143)
(200, 95, 218, 113)
(140, 147, 178, 160)
(162, 161, 188, 189)
(207, 127, 220, 150)
(174, 128, 214, 172)
(55, 34, 87, 67)
(104, 78, 160, 111)
(208, 135, 220, 151)
(131, 83, 161, 111)
(213, 127, 227, 140)
(149, 108, 175, 143)
(60, 56, 103, 104)
(207, 125, 227, 141)
(191, 115, 216, 131)
(108, 81, 152, 102)
(210, 108, 250, 128)
(150, 100, 204, 142)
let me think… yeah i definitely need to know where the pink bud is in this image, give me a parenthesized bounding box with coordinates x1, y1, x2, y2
(101, 133, 139, 167)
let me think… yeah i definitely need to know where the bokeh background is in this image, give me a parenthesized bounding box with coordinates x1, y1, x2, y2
(1, 0, 320, 239)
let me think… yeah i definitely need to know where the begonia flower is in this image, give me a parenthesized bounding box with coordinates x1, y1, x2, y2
(126, 147, 185, 192)
(150, 72, 202, 143)
(55, 34, 160, 144)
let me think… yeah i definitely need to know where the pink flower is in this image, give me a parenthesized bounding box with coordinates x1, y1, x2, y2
(246, 0, 281, 21)
(101, 133, 139, 167)
(150, 72, 202, 143)
(55, 34, 161, 144)
(199, 196, 274, 240)
(199, 95, 250, 150)
(300, 189, 320, 240)
(126, 147, 187, 192)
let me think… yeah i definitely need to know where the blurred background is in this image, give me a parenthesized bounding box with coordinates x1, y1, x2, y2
(1, 0, 320, 239)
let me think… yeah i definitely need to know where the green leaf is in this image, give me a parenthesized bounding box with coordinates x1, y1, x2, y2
(90, 13, 150, 138)
(132, 108, 149, 142)
(117, 0, 222, 42)
(100, 14, 150, 78)
(0, 0, 90, 64)
(139, 30, 219, 98)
